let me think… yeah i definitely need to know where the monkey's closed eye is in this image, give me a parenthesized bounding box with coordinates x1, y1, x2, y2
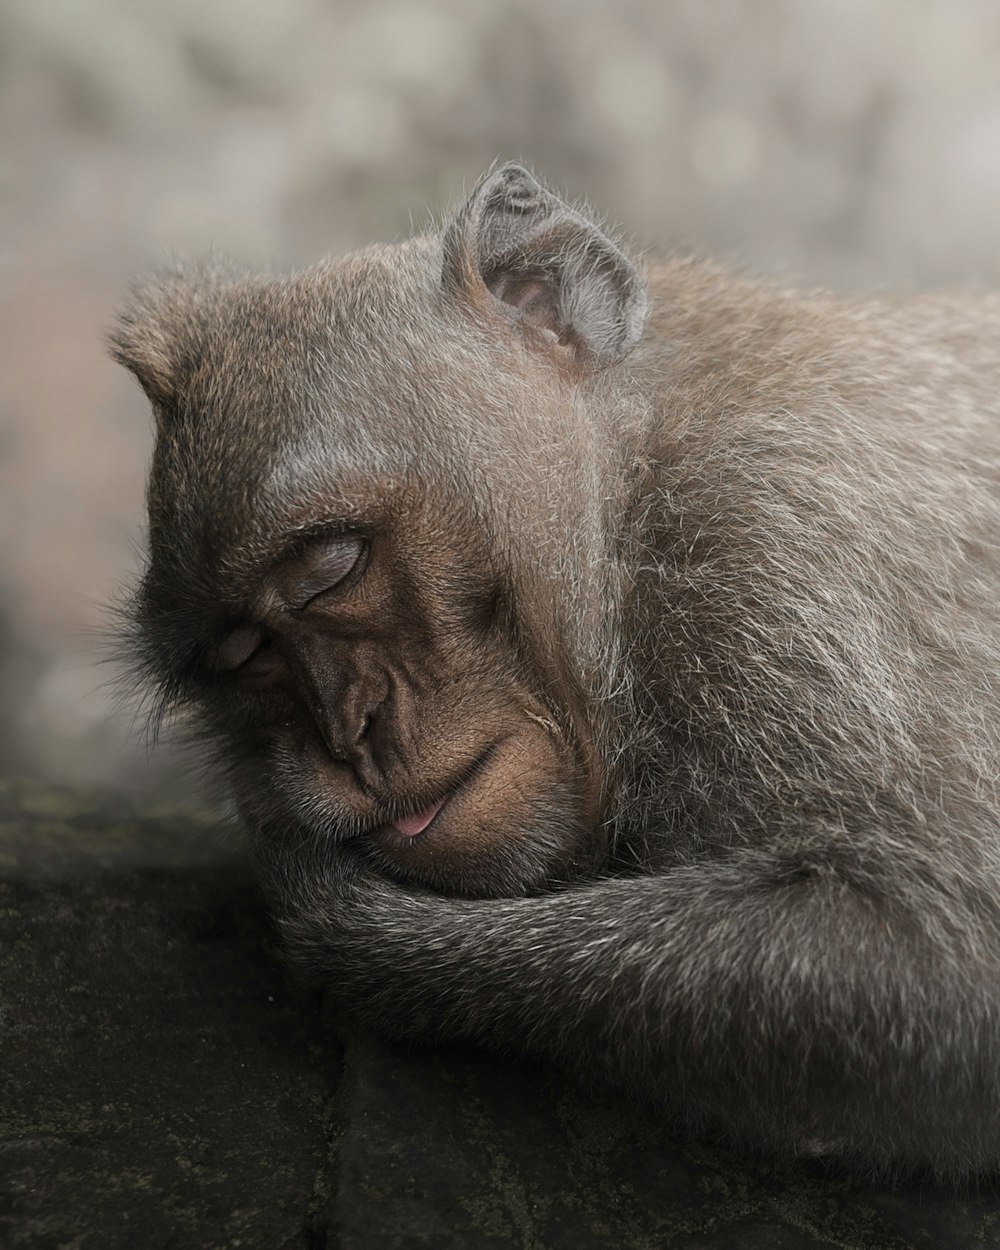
(278, 531, 367, 611)
(214, 624, 266, 671)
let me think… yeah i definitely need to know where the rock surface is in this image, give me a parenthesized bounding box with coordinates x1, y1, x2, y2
(3, 776, 1000, 1249)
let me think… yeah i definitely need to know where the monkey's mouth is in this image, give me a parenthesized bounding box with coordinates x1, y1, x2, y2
(371, 792, 454, 852)
(386, 795, 449, 839)
(371, 744, 497, 849)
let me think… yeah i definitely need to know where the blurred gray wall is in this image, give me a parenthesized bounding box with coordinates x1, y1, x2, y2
(2, 0, 999, 798)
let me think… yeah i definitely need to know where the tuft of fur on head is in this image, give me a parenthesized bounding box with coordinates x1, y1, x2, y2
(109, 258, 246, 411)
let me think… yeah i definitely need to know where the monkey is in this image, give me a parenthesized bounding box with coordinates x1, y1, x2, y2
(111, 163, 1000, 1177)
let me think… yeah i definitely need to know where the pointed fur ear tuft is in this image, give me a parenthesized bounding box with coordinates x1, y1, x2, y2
(442, 163, 648, 367)
(109, 263, 224, 410)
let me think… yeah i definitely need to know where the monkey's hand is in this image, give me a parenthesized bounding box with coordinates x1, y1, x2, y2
(254, 830, 469, 1040)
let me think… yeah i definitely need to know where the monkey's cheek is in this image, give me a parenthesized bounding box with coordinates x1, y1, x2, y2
(371, 728, 595, 895)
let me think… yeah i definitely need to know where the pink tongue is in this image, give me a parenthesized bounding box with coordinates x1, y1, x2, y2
(391, 797, 446, 838)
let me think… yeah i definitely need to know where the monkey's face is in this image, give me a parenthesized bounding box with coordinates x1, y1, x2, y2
(124, 256, 615, 899)
(157, 472, 605, 897)
(116, 164, 648, 897)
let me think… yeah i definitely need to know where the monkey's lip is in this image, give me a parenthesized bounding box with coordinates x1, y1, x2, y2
(387, 796, 449, 839)
(371, 793, 452, 849)
(371, 745, 498, 847)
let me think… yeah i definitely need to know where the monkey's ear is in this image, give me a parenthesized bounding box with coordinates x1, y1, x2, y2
(109, 267, 216, 410)
(442, 163, 647, 368)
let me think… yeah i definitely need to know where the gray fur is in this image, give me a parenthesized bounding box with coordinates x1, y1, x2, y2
(114, 164, 1000, 1177)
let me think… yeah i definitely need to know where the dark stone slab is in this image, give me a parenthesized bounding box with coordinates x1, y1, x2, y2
(329, 1027, 1000, 1250)
(4, 775, 1000, 1249)
(0, 778, 332, 1250)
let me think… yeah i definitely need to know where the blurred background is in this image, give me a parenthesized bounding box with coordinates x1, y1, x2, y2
(1, 0, 999, 802)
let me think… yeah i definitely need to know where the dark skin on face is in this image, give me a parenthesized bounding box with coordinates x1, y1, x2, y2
(162, 475, 605, 898)
(114, 164, 1000, 1177)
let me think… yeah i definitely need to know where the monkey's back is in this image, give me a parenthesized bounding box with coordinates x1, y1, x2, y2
(621, 261, 1000, 877)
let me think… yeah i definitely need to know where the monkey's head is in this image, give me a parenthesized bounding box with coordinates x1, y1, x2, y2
(113, 164, 648, 897)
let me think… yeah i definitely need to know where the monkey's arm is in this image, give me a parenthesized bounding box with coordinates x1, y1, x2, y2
(274, 845, 1000, 1174)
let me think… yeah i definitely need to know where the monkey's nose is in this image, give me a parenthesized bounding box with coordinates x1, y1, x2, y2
(311, 708, 363, 758)
(317, 695, 386, 790)
(346, 707, 388, 789)
(307, 709, 345, 765)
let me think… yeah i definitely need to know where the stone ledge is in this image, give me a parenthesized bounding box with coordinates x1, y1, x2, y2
(3, 777, 999, 1249)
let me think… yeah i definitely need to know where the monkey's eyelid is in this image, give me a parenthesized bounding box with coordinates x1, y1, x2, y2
(214, 624, 266, 670)
(280, 532, 366, 611)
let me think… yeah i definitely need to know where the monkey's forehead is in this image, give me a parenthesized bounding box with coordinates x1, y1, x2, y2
(132, 247, 435, 439)
(127, 235, 606, 608)
(136, 281, 489, 560)
(138, 233, 579, 472)
(148, 260, 531, 475)
(115, 239, 447, 413)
